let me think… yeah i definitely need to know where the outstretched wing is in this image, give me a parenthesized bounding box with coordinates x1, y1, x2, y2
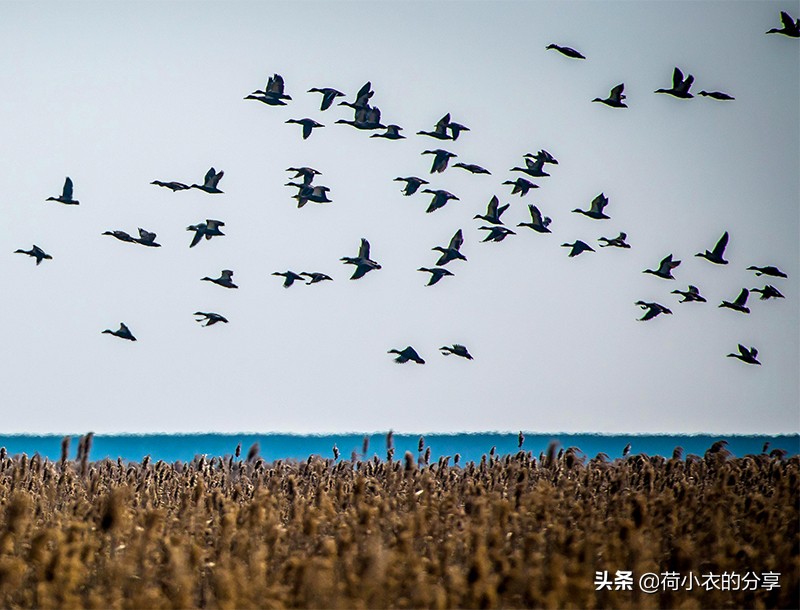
(449, 229, 463, 250)
(63, 177, 74, 200)
(529, 205, 544, 224)
(189, 229, 203, 248)
(138, 228, 156, 242)
(734, 288, 749, 306)
(672, 67, 685, 87)
(712, 231, 729, 257)
(590, 193, 608, 213)
(358, 238, 370, 259)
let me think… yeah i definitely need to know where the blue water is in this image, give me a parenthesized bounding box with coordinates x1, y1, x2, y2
(0, 433, 797, 464)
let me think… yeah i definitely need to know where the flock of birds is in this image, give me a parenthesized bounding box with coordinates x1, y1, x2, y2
(14, 11, 796, 369)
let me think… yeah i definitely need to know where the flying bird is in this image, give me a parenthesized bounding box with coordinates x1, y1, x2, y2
(250, 73, 291, 101)
(422, 189, 459, 213)
(526, 149, 559, 165)
(561, 240, 595, 257)
(300, 272, 333, 284)
(727, 344, 761, 365)
(698, 90, 735, 101)
(244, 93, 287, 106)
(517, 204, 552, 233)
(307, 87, 345, 111)
(719, 288, 751, 314)
(502, 177, 539, 197)
(766, 11, 800, 37)
(194, 312, 229, 326)
(14, 245, 52, 265)
(473, 195, 509, 225)
(453, 162, 491, 175)
(546, 43, 586, 59)
(439, 344, 473, 359)
(202, 270, 238, 289)
(747, 265, 787, 278)
(394, 176, 429, 196)
(102, 230, 136, 243)
(511, 155, 550, 178)
(272, 271, 305, 288)
(340, 238, 381, 280)
(388, 346, 425, 364)
(479, 226, 515, 242)
(285, 184, 332, 207)
(643, 254, 681, 279)
(134, 228, 161, 247)
(417, 267, 454, 286)
(671, 285, 707, 303)
(655, 67, 694, 98)
(335, 105, 384, 130)
(422, 149, 457, 173)
(592, 84, 627, 108)
(635, 301, 673, 321)
(102, 323, 136, 341)
(151, 180, 190, 191)
(46, 177, 79, 205)
(572, 193, 610, 219)
(285, 118, 324, 140)
(432, 229, 467, 265)
(598, 232, 630, 248)
(751, 285, 784, 300)
(370, 125, 405, 139)
(187, 219, 225, 247)
(339, 81, 373, 111)
(417, 113, 454, 140)
(696, 231, 729, 264)
(190, 168, 224, 194)
(286, 167, 322, 185)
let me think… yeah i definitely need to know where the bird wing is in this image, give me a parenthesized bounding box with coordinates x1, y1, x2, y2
(435, 113, 451, 133)
(673, 67, 684, 88)
(203, 168, 216, 186)
(138, 228, 156, 242)
(351, 263, 370, 280)
(610, 83, 625, 99)
(712, 231, 729, 257)
(189, 228, 203, 248)
(529, 205, 544, 224)
(658, 254, 674, 272)
(358, 238, 370, 259)
(486, 195, 499, 216)
(221, 270, 234, 280)
(780, 10, 794, 27)
(63, 177, 74, 199)
(449, 229, 464, 250)
(734, 288, 749, 306)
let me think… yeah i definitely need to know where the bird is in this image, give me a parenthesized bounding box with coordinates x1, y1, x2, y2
(307, 87, 345, 111)
(370, 125, 405, 139)
(340, 238, 381, 280)
(250, 73, 291, 101)
(388, 346, 425, 364)
(14, 245, 52, 265)
(518, 431, 525, 448)
(335, 105, 384, 130)
(517, 204, 552, 233)
(417, 267, 454, 286)
(747, 265, 787, 278)
(285, 184, 332, 208)
(643, 254, 681, 279)
(135, 228, 161, 247)
(561, 240, 595, 257)
(338, 81, 373, 111)
(417, 113, 453, 140)
(766, 11, 800, 37)
(751, 285, 784, 300)
(592, 84, 627, 108)
(244, 93, 287, 106)
(422, 149, 457, 173)
(285, 118, 324, 140)
(511, 155, 550, 178)
(190, 168, 224, 194)
(194, 312, 229, 326)
(698, 90, 735, 101)
(447, 121, 470, 140)
(102, 323, 136, 341)
(479, 226, 515, 242)
(453, 162, 491, 175)
(526, 150, 559, 165)
(727, 344, 761, 365)
(272, 271, 305, 288)
(671, 285, 707, 303)
(598, 232, 630, 248)
(394, 176, 429, 196)
(473, 195, 509, 225)
(46, 177, 79, 205)
(151, 180, 190, 191)
(422, 189, 459, 213)
(635, 301, 673, 321)
(102, 230, 136, 243)
(655, 67, 694, 98)
(572, 193, 610, 219)
(187, 219, 225, 247)
(439, 344, 473, 359)
(286, 167, 321, 185)
(202, 270, 238, 289)
(546, 43, 585, 59)
(502, 177, 539, 197)
(300, 272, 333, 284)
(432, 229, 467, 266)
(623, 443, 631, 457)
(719, 288, 751, 314)
(696, 231, 729, 264)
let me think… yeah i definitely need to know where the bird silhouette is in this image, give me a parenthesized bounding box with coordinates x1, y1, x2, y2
(719, 288, 751, 313)
(417, 267, 454, 286)
(190, 168, 224, 193)
(46, 177, 79, 205)
(527, 149, 559, 165)
(439, 344, 473, 359)
(394, 176, 429, 196)
(635, 301, 673, 321)
(151, 180, 190, 191)
(338, 81, 373, 111)
(335, 105, 384, 130)
(134, 228, 161, 247)
(14, 245, 52, 265)
(300, 272, 333, 284)
(249, 73, 291, 101)
(502, 177, 539, 196)
(698, 90, 735, 100)
(598, 232, 630, 248)
(102, 322, 136, 341)
(244, 93, 287, 106)
(422, 149, 457, 173)
(202, 270, 238, 289)
(671, 285, 707, 303)
(453, 162, 491, 175)
(340, 238, 381, 280)
(473, 195, 509, 225)
(479, 226, 515, 242)
(747, 265, 787, 278)
(102, 230, 136, 243)
(272, 271, 305, 288)
(187, 219, 225, 247)
(511, 155, 550, 178)
(592, 84, 627, 108)
(655, 67, 694, 98)
(561, 240, 595, 257)
(370, 125, 405, 139)
(727, 344, 761, 365)
(432, 229, 467, 265)
(643, 254, 681, 279)
(286, 167, 322, 185)
(417, 113, 454, 140)
(517, 204, 552, 233)
(194, 312, 229, 326)
(285, 184, 332, 207)
(696, 231, 729, 264)
(546, 43, 586, 59)
(572, 193, 610, 219)
(767, 11, 800, 37)
(422, 189, 459, 213)
(623, 443, 631, 457)
(285, 118, 324, 139)
(751, 285, 784, 300)
(307, 87, 345, 110)
(388, 346, 425, 364)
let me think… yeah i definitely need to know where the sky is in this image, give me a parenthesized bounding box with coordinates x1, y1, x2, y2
(0, 1, 797, 435)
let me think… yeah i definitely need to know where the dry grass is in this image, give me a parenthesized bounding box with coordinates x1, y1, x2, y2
(0, 440, 797, 609)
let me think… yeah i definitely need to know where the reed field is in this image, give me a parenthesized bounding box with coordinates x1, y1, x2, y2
(0, 437, 797, 609)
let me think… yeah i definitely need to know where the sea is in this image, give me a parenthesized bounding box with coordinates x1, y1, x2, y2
(0, 432, 797, 464)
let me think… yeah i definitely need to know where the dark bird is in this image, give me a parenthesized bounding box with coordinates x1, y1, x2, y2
(286, 167, 321, 185)
(526, 149, 559, 165)
(635, 301, 673, 321)
(194, 312, 229, 326)
(417, 266, 454, 286)
(339, 81, 373, 111)
(102, 230, 136, 243)
(285, 183, 332, 207)
(479, 225, 515, 242)
(151, 180, 190, 191)
(502, 177, 539, 197)
(422, 149, 457, 173)
(655, 67, 694, 98)
(335, 105, 384, 130)
(546, 43, 586, 59)
(432, 229, 467, 265)
(696, 231, 729, 264)
(473, 195, 509, 225)
(598, 232, 630, 248)
(244, 93, 287, 106)
(439, 344, 473, 359)
(300, 272, 333, 284)
(285, 118, 324, 139)
(187, 219, 225, 247)
(518, 431, 524, 448)
(46, 177, 79, 205)
(727, 344, 761, 365)
(14, 245, 52, 265)
(517, 204, 552, 233)
(447, 121, 470, 140)
(751, 285, 785, 300)
(417, 113, 453, 140)
(698, 90, 735, 100)
(340, 238, 381, 280)
(134, 228, 161, 247)
(370, 125, 405, 139)
(767, 11, 800, 37)
(102, 322, 136, 341)
(422, 189, 459, 213)
(453, 162, 491, 175)
(190, 168, 224, 194)
(388, 346, 425, 364)
(250, 73, 291, 101)
(572, 193, 610, 219)
(394, 176, 429, 196)
(202, 270, 238, 289)
(719, 288, 751, 313)
(592, 84, 627, 108)
(671, 285, 707, 303)
(511, 155, 550, 178)
(643, 254, 681, 279)
(623, 443, 631, 457)
(307, 87, 345, 111)
(272, 271, 305, 288)
(747, 265, 787, 278)
(561, 240, 595, 257)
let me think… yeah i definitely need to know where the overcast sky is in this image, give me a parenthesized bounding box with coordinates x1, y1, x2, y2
(1, 1, 797, 435)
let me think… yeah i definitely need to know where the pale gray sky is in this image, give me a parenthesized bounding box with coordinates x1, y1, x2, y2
(1, 1, 797, 434)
